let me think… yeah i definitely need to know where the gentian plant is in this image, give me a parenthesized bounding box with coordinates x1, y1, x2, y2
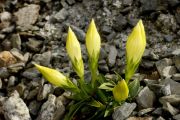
(34, 19, 146, 120)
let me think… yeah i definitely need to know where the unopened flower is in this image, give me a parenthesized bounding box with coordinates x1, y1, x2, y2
(113, 80, 129, 102)
(125, 20, 146, 83)
(66, 27, 84, 78)
(34, 64, 77, 90)
(86, 19, 101, 59)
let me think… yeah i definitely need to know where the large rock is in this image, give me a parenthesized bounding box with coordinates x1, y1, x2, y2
(14, 4, 40, 27)
(1, 91, 31, 120)
(112, 102, 137, 120)
(136, 86, 156, 108)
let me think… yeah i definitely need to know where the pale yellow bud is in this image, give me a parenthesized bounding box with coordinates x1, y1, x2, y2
(34, 64, 75, 88)
(125, 20, 146, 82)
(66, 27, 84, 78)
(86, 19, 101, 58)
(113, 80, 129, 102)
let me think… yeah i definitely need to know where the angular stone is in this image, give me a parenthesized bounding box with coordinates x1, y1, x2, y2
(28, 100, 41, 116)
(173, 114, 180, 120)
(138, 108, 154, 116)
(14, 4, 40, 27)
(108, 46, 117, 67)
(37, 94, 65, 120)
(112, 102, 137, 120)
(0, 67, 9, 78)
(162, 66, 177, 78)
(162, 102, 179, 115)
(127, 117, 153, 120)
(10, 48, 24, 61)
(155, 58, 173, 77)
(159, 94, 180, 106)
(174, 56, 180, 72)
(136, 86, 156, 108)
(37, 84, 53, 101)
(0, 51, 17, 67)
(22, 67, 40, 80)
(2, 91, 31, 120)
(53, 8, 68, 22)
(172, 73, 180, 81)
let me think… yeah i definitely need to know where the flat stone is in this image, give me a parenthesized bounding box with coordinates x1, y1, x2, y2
(0, 51, 17, 67)
(0, 67, 10, 78)
(172, 74, 180, 81)
(155, 58, 173, 77)
(159, 94, 180, 106)
(157, 116, 165, 120)
(28, 100, 41, 116)
(162, 102, 179, 115)
(138, 108, 154, 116)
(127, 117, 153, 120)
(152, 108, 163, 115)
(26, 38, 43, 52)
(10, 34, 21, 50)
(173, 114, 180, 120)
(8, 76, 16, 87)
(71, 25, 85, 43)
(10, 48, 24, 61)
(22, 67, 40, 80)
(66, 0, 75, 5)
(108, 45, 117, 67)
(136, 86, 156, 108)
(14, 4, 40, 27)
(53, 8, 68, 22)
(172, 49, 180, 56)
(37, 94, 65, 120)
(160, 78, 180, 95)
(37, 84, 53, 101)
(2, 91, 31, 120)
(174, 55, 180, 72)
(7, 62, 25, 73)
(162, 66, 177, 78)
(112, 102, 137, 120)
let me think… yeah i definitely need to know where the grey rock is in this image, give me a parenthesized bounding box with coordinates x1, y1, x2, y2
(140, 0, 158, 13)
(10, 34, 21, 50)
(112, 102, 136, 120)
(0, 34, 5, 39)
(160, 78, 180, 95)
(53, 8, 68, 22)
(127, 117, 153, 120)
(1, 25, 15, 33)
(112, 0, 122, 8)
(156, 14, 177, 33)
(99, 60, 109, 73)
(37, 84, 53, 101)
(71, 25, 85, 42)
(161, 84, 171, 96)
(66, 0, 75, 5)
(143, 50, 159, 60)
(32, 51, 52, 66)
(155, 58, 173, 77)
(26, 38, 43, 52)
(152, 108, 163, 115)
(159, 94, 180, 106)
(101, 25, 112, 35)
(14, 4, 40, 27)
(22, 67, 40, 80)
(36, 94, 65, 120)
(136, 86, 156, 108)
(122, 0, 133, 6)
(166, 0, 180, 7)
(8, 76, 16, 87)
(99, 48, 108, 60)
(15, 83, 26, 97)
(10, 48, 24, 61)
(2, 39, 12, 50)
(162, 66, 177, 78)
(0, 67, 10, 78)
(138, 108, 154, 116)
(173, 114, 180, 120)
(172, 49, 180, 56)
(108, 46, 117, 67)
(140, 60, 155, 69)
(0, 11, 12, 22)
(174, 55, 180, 71)
(113, 14, 127, 32)
(162, 102, 179, 115)
(26, 87, 39, 100)
(7, 62, 25, 73)
(157, 116, 165, 120)
(164, 35, 174, 42)
(28, 100, 41, 116)
(2, 91, 31, 120)
(172, 73, 180, 81)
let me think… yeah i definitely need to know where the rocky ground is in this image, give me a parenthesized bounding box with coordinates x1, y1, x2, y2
(0, 0, 180, 120)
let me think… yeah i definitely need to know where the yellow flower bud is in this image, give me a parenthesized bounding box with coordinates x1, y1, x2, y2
(125, 20, 146, 82)
(86, 19, 101, 58)
(113, 80, 129, 102)
(66, 27, 84, 78)
(34, 64, 76, 89)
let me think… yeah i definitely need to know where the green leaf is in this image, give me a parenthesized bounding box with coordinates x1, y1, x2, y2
(88, 99, 104, 108)
(128, 79, 140, 99)
(64, 100, 85, 120)
(99, 82, 114, 91)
